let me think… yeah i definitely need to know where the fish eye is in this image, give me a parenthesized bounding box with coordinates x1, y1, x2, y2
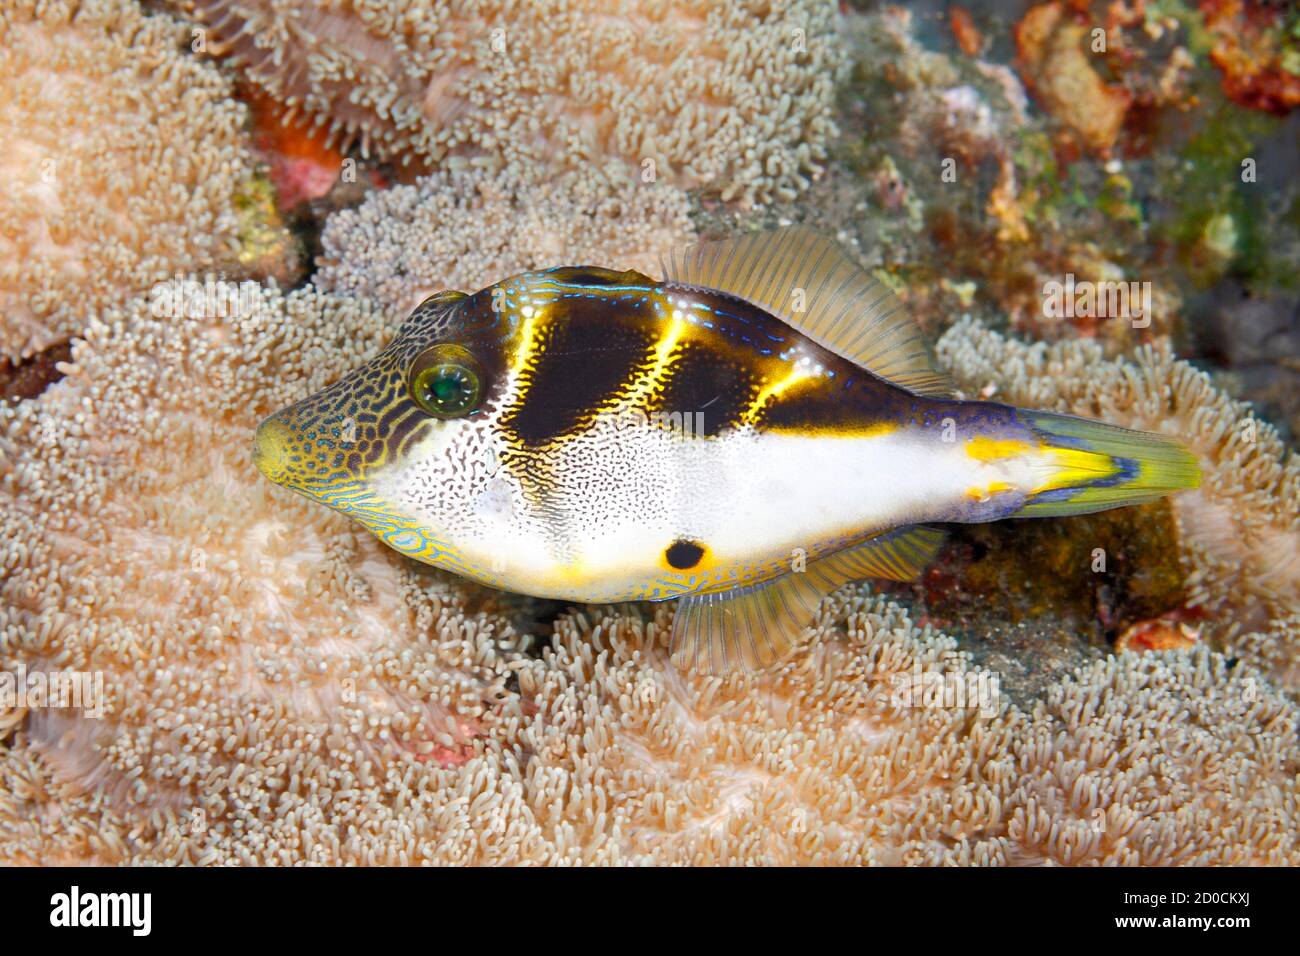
(408, 344, 484, 419)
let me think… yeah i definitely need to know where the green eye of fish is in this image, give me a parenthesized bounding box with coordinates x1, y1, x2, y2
(409, 345, 484, 419)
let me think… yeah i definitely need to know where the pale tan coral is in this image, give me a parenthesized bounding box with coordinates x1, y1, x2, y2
(0, 281, 527, 864)
(185, 0, 846, 204)
(935, 318, 1300, 692)
(509, 596, 1019, 865)
(315, 164, 696, 313)
(998, 649, 1299, 865)
(492, 599, 1300, 865)
(0, 0, 257, 360)
(1229, 613, 1300, 697)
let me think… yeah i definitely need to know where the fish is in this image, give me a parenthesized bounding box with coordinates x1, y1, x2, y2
(254, 227, 1201, 674)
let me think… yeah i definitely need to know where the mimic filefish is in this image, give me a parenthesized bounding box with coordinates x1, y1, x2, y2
(254, 228, 1200, 674)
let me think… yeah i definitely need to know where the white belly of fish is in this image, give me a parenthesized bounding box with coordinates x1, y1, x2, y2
(511, 422, 1024, 599)
(581, 428, 963, 575)
(382, 416, 1036, 601)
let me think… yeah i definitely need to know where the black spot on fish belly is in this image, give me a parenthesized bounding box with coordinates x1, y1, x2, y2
(665, 539, 705, 570)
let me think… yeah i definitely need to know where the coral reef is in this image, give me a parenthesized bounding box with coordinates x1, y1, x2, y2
(871, 494, 1190, 704)
(1, 0, 1295, 869)
(183, 0, 846, 204)
(798, 4, 1300, 433)
(1015, 1, 1132, 156)
(316, 164, 695, 312)
(522, 599, 1300, 865)
(936, 318, 1300, 692)
(1201, 0, 1300, 116)
(0, 0, 269, 360)
(999, 645, 1297, 865)
(825, 5, 1185, 347)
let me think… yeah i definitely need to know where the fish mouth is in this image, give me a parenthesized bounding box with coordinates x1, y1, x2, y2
(252, 415, 294, 487)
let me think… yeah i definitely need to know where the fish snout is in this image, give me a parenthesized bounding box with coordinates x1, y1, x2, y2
(253, 415, 294, 486)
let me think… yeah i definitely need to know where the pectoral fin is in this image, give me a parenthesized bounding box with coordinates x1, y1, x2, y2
(670, 526, 946, 674)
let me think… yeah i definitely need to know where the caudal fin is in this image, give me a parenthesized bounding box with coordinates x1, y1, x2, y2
(1014, 410, 1200, 518)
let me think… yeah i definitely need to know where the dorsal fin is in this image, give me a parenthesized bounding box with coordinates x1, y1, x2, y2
(670, 526, 946, 675)
(659, 226, 953, 398)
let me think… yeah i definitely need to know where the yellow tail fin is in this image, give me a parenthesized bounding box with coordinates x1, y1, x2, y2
(1015, 411, 1200, 518)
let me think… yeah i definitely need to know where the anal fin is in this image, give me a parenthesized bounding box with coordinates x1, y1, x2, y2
(670, 526, 946, 675)
(813, 524, 946, 583)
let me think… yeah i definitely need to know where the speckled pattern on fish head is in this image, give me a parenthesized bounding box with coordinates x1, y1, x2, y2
(254, 288, 509, 575)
